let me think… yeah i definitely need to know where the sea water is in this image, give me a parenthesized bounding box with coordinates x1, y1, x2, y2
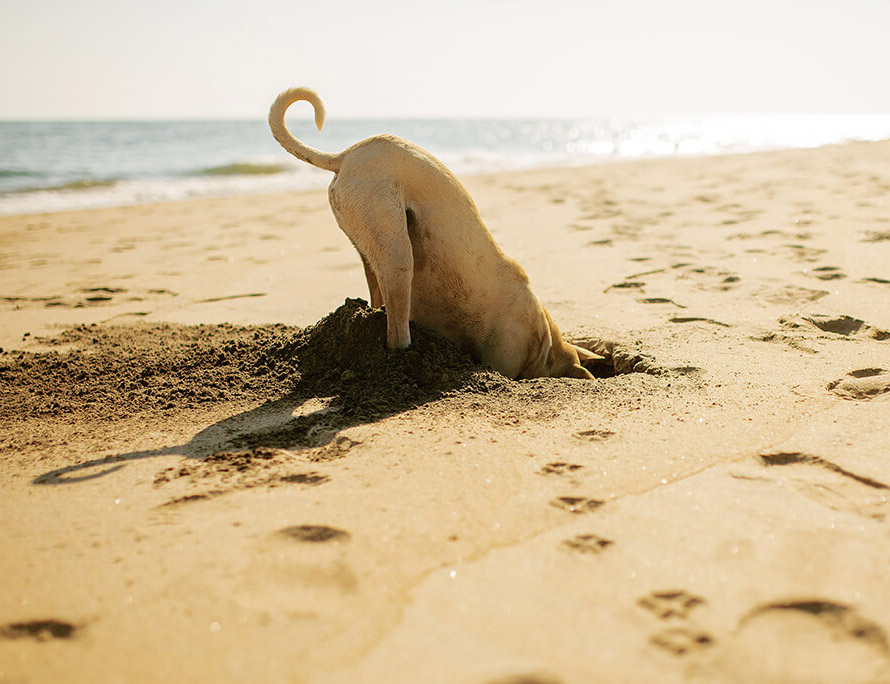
(1, 115, 889, 215)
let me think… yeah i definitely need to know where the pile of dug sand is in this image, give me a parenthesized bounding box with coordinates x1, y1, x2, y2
(0, 321, 301, 421)
(0, 298, 517, 440)
(270, 297, 509, 420)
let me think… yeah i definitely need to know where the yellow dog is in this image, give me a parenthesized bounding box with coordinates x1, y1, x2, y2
(269, 87, 598, 379)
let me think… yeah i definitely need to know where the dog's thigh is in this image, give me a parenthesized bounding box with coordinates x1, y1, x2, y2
(331, 181, 413, 348)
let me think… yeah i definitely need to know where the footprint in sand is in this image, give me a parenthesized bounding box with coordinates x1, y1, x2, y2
(701, 600, 890, 684)
(806, 266, 847, 281)
(638, 590, 706, 620)
(828, 368, 890, 401)
(33, 286, 174, 311)
(650, 627, 715, 656)
(80, 286, 125, 301)
(0, 619, 78, 641)
(159, 492, 224, 508)
(279, 472, 330, 485)
(726, 229, 812, 242)
(194, 292, 267, 304)
(239, 525, 357, 606)
(154, 447, 332, 500)
(639, 297, 687, 308)
(572, 429, 615, 442)
(749, 330, 818, 354)
(604, 280, 646, 294)
(783, 243, 827, 263)
(638, 590, 715, 658)
(6, 288, 130, 310)
(561, 533, 613, 555)
(797, 314, 890, 340)
(671, 264, 741, 293)
(155, 455, 333, 508)
(754, 315, 890, 354)
(611, 223, 645, 240)
(758, 451, 890, 520)
(669, 316, 731, 328)
(753, 285, 829, 305)
(760, 452, 889, 490)
(549, 496, 604, 514)
(717, 207, 762, 225)
(538, 462, 584, 476)
(276, 525, 351, 543)
(862, 231, 890, 243)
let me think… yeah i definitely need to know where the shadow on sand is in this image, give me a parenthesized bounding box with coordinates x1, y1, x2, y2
(32, 299, 504, 486)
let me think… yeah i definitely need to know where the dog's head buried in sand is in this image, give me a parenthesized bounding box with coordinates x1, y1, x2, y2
(269, 87, 601, 380)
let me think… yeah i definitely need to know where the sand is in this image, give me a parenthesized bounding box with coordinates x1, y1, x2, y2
(2, 140, 890, 683)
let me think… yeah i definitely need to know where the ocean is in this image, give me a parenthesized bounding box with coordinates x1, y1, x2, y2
(2, 115, 889, 215)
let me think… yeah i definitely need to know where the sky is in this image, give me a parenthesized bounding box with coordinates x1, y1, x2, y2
(2, 0, 889, 120)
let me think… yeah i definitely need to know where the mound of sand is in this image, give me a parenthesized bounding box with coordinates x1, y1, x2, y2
(0, 321, 302, 421)
(2, 295, 656, 439)
(0, 298, 513, 432)
(272, 297, 508, 420)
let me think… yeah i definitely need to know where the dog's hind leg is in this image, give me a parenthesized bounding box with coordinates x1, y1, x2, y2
(381, 264, 412, 349)
(360, 255, 384, 308)
(330, 181, 413, 349)
(372, 220, 413, 350)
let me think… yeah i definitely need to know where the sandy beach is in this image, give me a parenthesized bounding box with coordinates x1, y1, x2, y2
(2, 140, 890, 683)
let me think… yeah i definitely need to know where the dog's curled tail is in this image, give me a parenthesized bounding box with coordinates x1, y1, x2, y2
(268, 87, 341, 173)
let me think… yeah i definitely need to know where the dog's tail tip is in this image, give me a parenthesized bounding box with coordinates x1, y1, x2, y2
(271, 86, 326, 131)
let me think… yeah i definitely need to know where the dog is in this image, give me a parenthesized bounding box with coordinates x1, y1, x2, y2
(269, 87, 599, 379)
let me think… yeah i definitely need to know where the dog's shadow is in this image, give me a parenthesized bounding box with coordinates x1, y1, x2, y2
(31, 386, 435, 486)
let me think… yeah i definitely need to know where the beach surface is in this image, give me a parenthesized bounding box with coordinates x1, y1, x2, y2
(2, 141, 890, 683)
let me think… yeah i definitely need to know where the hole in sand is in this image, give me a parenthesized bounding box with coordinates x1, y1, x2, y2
(571, 337, 660, 378)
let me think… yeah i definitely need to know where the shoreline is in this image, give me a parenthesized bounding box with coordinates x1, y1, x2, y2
(1, 135, 887, 218)
(2, 137, 890, 683)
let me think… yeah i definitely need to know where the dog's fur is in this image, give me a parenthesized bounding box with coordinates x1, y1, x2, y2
(269, 87, 598, 379)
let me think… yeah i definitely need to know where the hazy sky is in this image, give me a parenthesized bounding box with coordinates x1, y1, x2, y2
(2, 0, 889, 120)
